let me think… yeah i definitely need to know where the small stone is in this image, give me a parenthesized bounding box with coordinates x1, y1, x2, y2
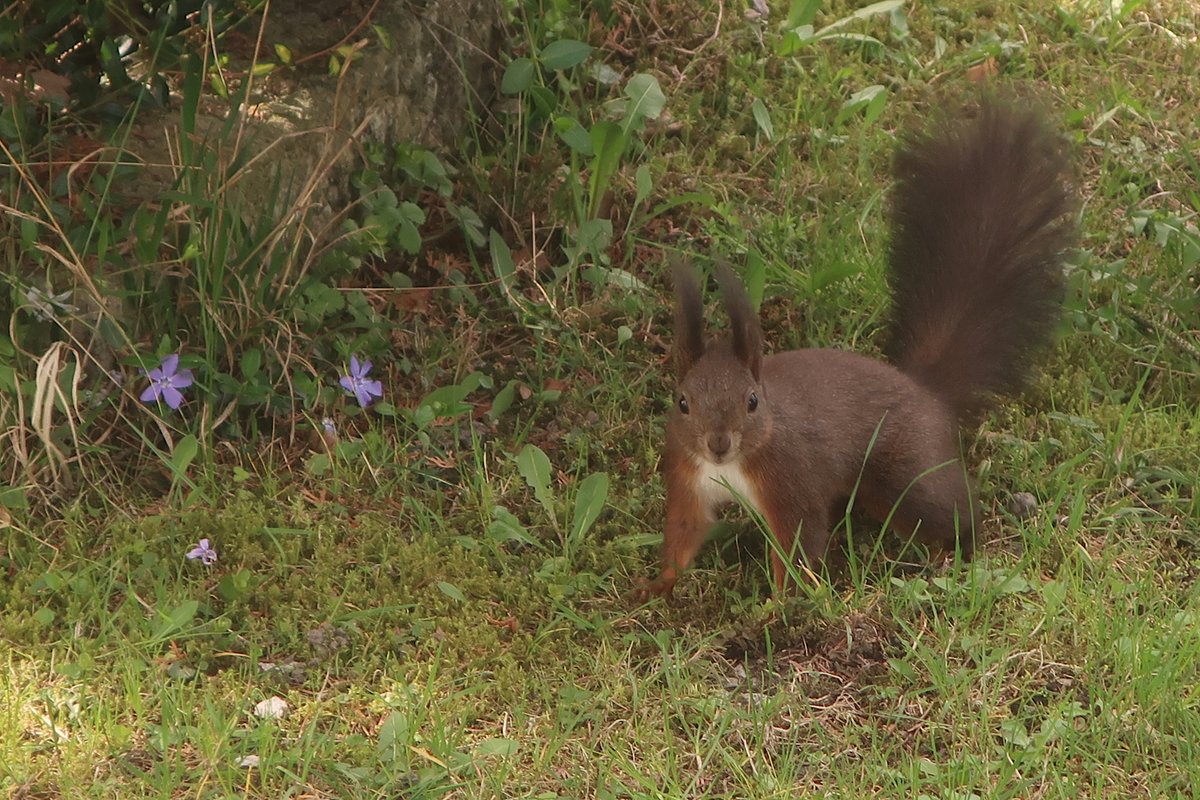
(1006, 492, 1038, 519)
(254, 696, 289, 719)
(237, 755, 261, 768)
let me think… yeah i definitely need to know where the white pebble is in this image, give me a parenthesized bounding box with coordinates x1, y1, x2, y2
(254, 696, 289, 719)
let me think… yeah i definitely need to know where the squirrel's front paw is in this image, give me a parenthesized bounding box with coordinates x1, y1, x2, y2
(628, 575, 675, 604)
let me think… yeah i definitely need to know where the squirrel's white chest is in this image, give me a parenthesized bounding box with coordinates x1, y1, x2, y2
(691, 458, 762, 514)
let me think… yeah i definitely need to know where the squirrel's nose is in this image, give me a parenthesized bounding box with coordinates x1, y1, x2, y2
(707, 432, 731, 458)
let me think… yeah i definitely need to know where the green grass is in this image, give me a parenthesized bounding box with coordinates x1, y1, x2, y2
(3, 0, 1200, 797)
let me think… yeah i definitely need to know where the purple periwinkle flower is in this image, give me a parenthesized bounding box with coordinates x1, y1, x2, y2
(186, 538, 218, 565)
(339, 356, 383, 408)
(140, 354, 194, 410)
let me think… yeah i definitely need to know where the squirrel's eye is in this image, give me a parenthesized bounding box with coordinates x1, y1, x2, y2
(747, 392, 758, 412)
(678, 396, 689, 414)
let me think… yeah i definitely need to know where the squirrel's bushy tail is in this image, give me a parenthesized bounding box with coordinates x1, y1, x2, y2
(883, 96, 1077, 420)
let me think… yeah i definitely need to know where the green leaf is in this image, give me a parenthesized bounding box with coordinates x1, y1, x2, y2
(218, 569, 254, 601)
(417, 372, 486, 419)
(305, 453, 331, 476)
(816, 0, 904, 37)
(744, 251, 767, 308)
(170, 435, 199, 478)
(181, 55, 203, 136)
(751, 97, 774, 141)
(437, 581, 467, 603)
(240, 348, 262, 379)
(475, 737, 520, 757)
(539, 39, 592, 71)
(0, 485, 29, 509)
(588, 121, 626, 217)
(34, 607, 55, 626)
(489, 380, 519, 420)
(785, 0, 822, 27)
(517, 444, 556, 523)
(152, 599, 199, 640)
(274, 43, 293, 64)
(634, 164, 653, 206)
(553, 115, 594, 156)
(811, 260, 862, 292)
(837, 84, 887, 125)
(501, 57, 535, 94)
(396, 219, 421, 254)
(489, 230, 518, 303)
(569, 472, 609, 544)
(617, 325, 633, 346)
(487, 506, 537, 547)
(574, 218, 613, 253)
(622, 73, 666, 129)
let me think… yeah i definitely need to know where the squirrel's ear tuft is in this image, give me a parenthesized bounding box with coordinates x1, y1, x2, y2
(671, 259, 705, 379)
(715, 261, 763, 380)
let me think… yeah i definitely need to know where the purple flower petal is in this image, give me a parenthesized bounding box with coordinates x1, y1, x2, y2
(349, 355, 363, 377)
(161, 353, 180, 375)
(146, 366, 165, 382)
(140, 384, 160, 403)
(162, 386, 185, 409)
(339, 375, 355, 394)
(171, 369, 194, 389)
(355, 359, 373, 378)
(363, 379, 383, 398)
(186, 538, 217, 565)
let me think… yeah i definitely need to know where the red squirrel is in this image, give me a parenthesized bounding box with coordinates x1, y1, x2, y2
(636, 97, 1077, 599)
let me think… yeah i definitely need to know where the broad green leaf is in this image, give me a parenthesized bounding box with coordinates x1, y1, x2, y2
(634, 164, 653, 206)
(170, 435, 199, 477)
(837, 84, 886, 125)
(489, 379, 519, 420)
(487, 506, 537, 547)
(811, 260, 862, 292)
(569, 472, 609, 543)
(501, 57, 535, 94)
(475, 737, 520, 757)
(152, 599, 198, 640)
(751, 97, 774, 141)
(437, 581, 467, 603)
(622, 73, 665, 128)
(489, 229, 518, 303)
(417, 372, 486, 418)
(815, 0, 904, 37)
(588, 121, 626, 217)
(240, 348, 262, 379)
(574, 218, 613, 253)
(785, 0, 822, 27)
(517, 444, 556, 523)
(744, 251, 767, 308)
(0, 485, 29, 509)
(540, 39, 592, 71)
(553, 115, 594, 156)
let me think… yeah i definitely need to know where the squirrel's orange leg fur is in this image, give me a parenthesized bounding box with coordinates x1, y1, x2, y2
(762, 501, 830, 594)
(633, 463, 713, 601)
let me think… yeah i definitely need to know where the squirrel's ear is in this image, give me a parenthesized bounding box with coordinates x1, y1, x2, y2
(671, 259, 705, 379)
(715, 261, 762, 380)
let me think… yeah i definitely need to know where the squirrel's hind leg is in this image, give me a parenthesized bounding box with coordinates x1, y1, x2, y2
(860, 459, 979, 562)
